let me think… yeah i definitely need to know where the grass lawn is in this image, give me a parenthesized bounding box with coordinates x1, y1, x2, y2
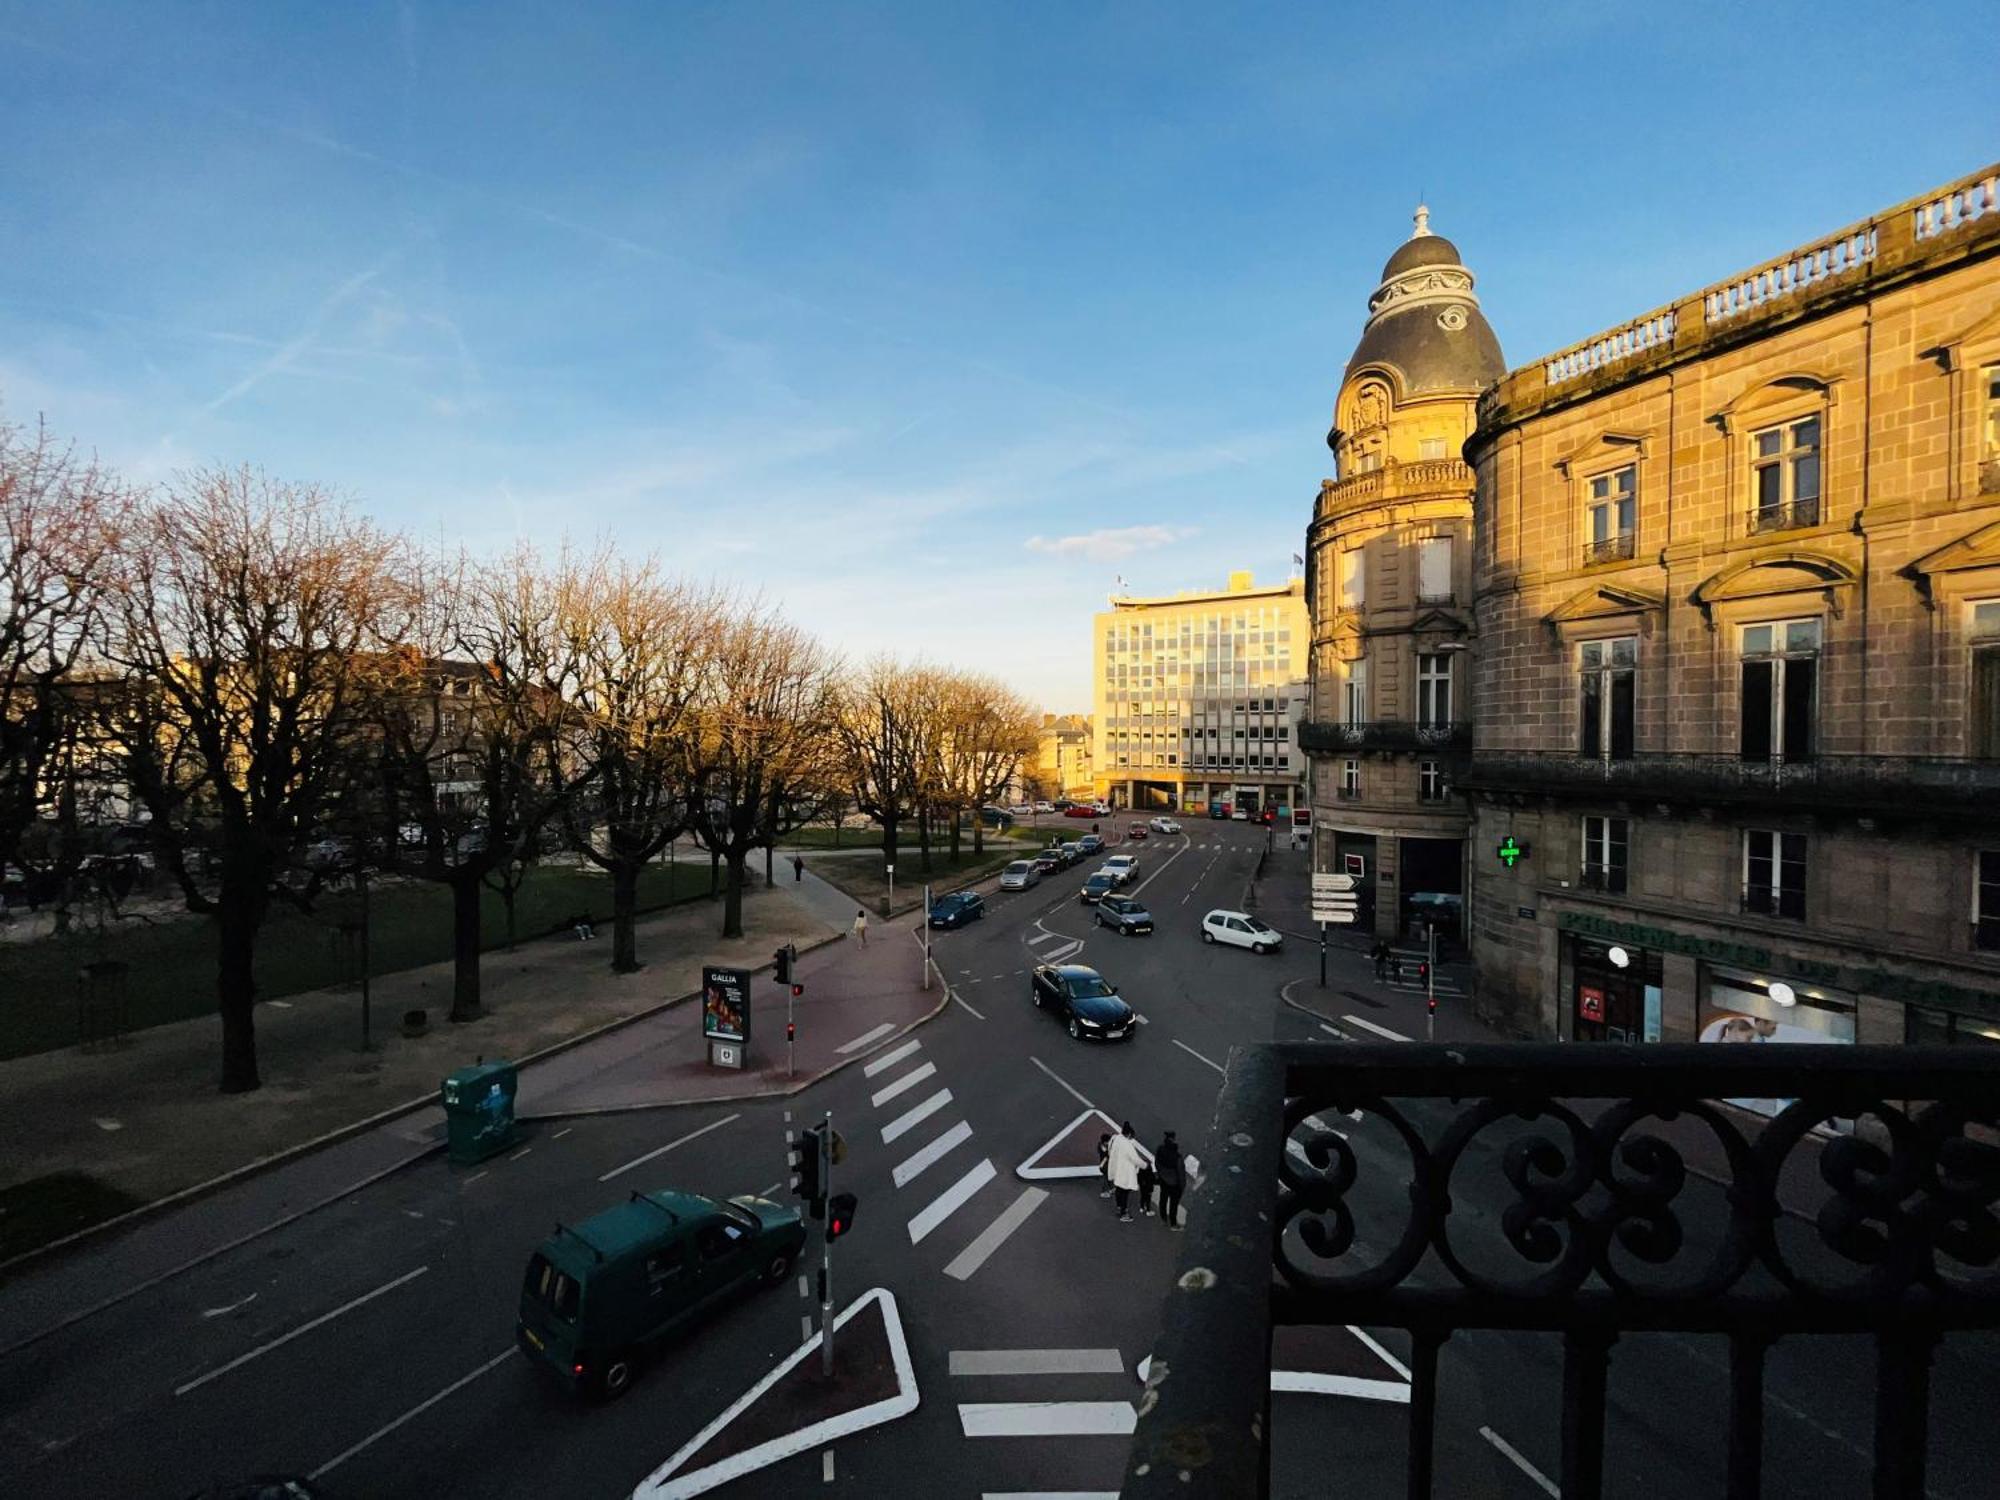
(805, 844, 1026, 915)
(781, 823, 1043, 851)
(0, 859, 713, 1061)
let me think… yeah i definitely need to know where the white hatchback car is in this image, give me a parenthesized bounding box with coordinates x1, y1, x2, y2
(1100, 854, 1139, 886)
(1202, 909, 1284, 954)
(1149, 817, 1181, 835)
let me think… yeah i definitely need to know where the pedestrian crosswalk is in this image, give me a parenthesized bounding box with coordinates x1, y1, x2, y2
(868, 1039, 1048, 1281)
(953, 1344, 1136, 1496)
(1373, 945, 1467, 999)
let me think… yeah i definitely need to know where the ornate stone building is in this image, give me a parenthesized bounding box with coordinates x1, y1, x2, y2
(1302, 209, 1505, 937)
(1459, 164, 2000, 1050)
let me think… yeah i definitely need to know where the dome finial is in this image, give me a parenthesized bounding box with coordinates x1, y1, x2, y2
(1412, 200, 1431, 238)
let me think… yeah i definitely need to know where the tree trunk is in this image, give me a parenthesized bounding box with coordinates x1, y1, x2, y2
(611, 861, 641, 972)
(972, 808, 984, 856)
(502, 881, 518, 951)
(449, 873, 483, 1021)
(950, 807, 963, 860)
(919, 808, 934, 873)
(723, 849, 748, 939)
(216, 876, 262, 1094)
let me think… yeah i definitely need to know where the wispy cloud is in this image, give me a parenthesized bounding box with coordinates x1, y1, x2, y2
(1025, 525, 1198, 563)
(202, 255, 398, 413)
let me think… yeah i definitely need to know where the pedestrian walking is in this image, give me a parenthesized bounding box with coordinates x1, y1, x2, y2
(1370, 941, 1388, 980)
(1154, 1130, 1186, 1229)
(792, 855, 804, 882)
(852, 909, 869, 947)
(1387, 952, 1401, 983)
(1105, 1121, 1143, 1223)
(1097, 1132, 1114, 1199)
(1136, 1158, 1157, 1217)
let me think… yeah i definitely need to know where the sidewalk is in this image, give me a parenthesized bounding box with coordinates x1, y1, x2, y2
(0, 899, 945, 1356)
(0, 881, 836, 1260)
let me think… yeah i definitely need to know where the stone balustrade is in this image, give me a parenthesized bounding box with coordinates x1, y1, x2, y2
(1542, 306, 1678, 385)
(1704, 224, 1876, 325)
(1913, 170, 1998, 240)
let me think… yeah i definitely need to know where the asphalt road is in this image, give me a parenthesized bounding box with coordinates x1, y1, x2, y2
(3, 814, 1995, 1499)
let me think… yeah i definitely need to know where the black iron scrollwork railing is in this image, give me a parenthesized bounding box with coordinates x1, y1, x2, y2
(1750, 497, 1822, 534)
(1124, 1043, 2000, 1500)
(1582, 532, 1636, 566)
(1299, 720, 1473, 755)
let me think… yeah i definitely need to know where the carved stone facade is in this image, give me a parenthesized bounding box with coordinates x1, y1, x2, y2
(1460, 164, 2000, 1049)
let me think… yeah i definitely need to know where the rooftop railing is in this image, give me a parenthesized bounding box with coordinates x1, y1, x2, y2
(1123, 1042, 2000, 1500)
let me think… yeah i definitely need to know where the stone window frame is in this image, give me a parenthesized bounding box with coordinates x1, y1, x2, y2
(1553, 429, 1651, 576)
(1709, 373, 1842, 541)
(1742, 827, 1809, 921)
(1580, 813, 1630, 893)
(1414, 533, 1455, 604)
(1923, 305, 2000, 502)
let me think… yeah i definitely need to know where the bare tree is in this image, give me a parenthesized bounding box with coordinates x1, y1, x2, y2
(98, 469, 409, 1093)
(946, 673, 1040, 856)
(686, 610, 840, 939)
(837, 655, 921, 868)
(559, 554, 718, 973)
(0, 419, 126, 869)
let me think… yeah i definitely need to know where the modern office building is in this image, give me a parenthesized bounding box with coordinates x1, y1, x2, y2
(1301, 208, 1505, 938)
(1092, 571, 1309, 815)
(1459, 163, 2000, 1050)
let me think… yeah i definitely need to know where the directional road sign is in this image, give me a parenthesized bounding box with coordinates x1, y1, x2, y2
(1312, 873, 1358, 894)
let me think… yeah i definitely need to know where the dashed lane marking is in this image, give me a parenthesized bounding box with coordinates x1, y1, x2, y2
(177, 1266, 431, 1396)
(958, 1402, 1137, 1437)
(893, 1119, 974, 1188)
(908, 1159, 997, 1244)
(508, 1146, 532, 1162)
(862, 1039, 922, 1077)
(760, 1181, 783, 1197)
(823, 1450, 834, 1483)
(599, 1114, 742, 1183)
(552, 1127, 574, 1140)
(835, 1022, 897, 1055)
(1480, 1426, 1561, 1498)
(309, 1347, 514, 1480)
(869, 1061, 939, 1109)
(1340, 1014, 1411, 1043)
(943, 1187, 1048, 1281)
(881, 1089, 954, 1144)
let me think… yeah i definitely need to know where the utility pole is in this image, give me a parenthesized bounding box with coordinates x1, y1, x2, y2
(922, 884, 933, 989)
(818, 1110, 835, 1377)
(1425, 922, 1437, 1042)
(1318, 919, 1327, 989)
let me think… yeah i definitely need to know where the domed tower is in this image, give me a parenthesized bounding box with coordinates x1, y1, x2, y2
(1304, 206, 1504, 941)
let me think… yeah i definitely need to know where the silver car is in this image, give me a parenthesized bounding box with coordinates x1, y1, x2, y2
(998, 859, 1042, 891)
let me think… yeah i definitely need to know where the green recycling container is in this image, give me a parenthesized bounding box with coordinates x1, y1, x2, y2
(442, 1059, 518, 1165)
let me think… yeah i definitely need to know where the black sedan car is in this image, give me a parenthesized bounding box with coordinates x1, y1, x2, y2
(1058, 841, 1085, 867)
(1079, 872, 1117, 905)
(1029, 964, 1136, 1042)
(1030, 850, 1063, 876)
(928, 891, 986, 928)
(1094, 894, 1154, 935)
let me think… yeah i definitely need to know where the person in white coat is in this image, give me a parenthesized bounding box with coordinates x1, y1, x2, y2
(1105, 1120, 1144, 1223)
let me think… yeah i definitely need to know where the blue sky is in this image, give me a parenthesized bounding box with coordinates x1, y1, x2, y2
(2, 2, 1992, 711)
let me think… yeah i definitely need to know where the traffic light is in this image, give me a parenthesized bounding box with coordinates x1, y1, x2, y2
(1417, 961, 1430, 985)
(774, 946, 793, 984)
(792, 1126, 825, 1215)
(1427, 994, 1437, 1016)
(826, 1191, 857, 1241)
(791, 983, 803, 998)
(786, 1019, 796, 1043)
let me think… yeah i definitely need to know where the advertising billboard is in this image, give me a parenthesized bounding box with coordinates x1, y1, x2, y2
(701, 965, 751, 1046)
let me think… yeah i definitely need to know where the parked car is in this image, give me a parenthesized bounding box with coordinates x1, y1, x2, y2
(1032, 801, 1055, 814)
(303, 836, 355, 871)
(1126, 823, 1148, 841)
(1101, 854, 1139, 885)
(928, 891, 986, 928)
(1077, 833, 1105, 855)
(998, 860, 1041, 891)
(1058, 841, 1085, 867)
(1030, 850, 1063, 876)
(1232, 808, 1250, 821)
(1201, 908, 1284, 953)
(1210, 803, 1231, 819)
(1149, 817, 1181, 834)
(1063, 804, 1096, 818)
(1094, 894, 1154, 935)
(517, 1189, 804, 1399)
(1080, 872, 1118, 904)
(1029, 963, 1137, 1042)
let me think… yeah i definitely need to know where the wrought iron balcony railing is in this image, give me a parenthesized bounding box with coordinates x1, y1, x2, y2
(1299, 720, 1473, 755)
(1579, 862, 1627, 894)
(1582, 531, 1636, 566)
(1455, 749, 2000, 820)
(1742, 883, 1807, 921)
(1750, 496, 1822, 534)
(1123, 1042, 2000, 1500)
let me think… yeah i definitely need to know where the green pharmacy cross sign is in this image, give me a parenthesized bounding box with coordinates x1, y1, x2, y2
(1496, 835, 1528, 869)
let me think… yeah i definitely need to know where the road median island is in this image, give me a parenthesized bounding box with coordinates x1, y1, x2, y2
(634, 1287, 916, 1500)
(802, 840, 1035, 917)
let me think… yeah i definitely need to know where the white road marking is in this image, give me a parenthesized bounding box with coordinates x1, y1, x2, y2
(1028, 929, 1063, 946)
(1341, 1014, 1411, 1043)
(1042, 939, 1084, 963)
(908, 1159, 997, 1244)
(1348, 1325, 1413, 1380)
(952, 990, 987, 1019)
(178, 1266, 431, 1396)
(1128, 838, 1192, 898)
(893, 1119, 974, 1188)
(798, 1274, 810, 1297)
(1171, 1038, 1226, 1076)
(950, 1348, 1125, 1377)
(870, 1061, 939, 1108)
(881, 1089, 954, 1144)
(981, 1493, 1118, 1500)
(1320, 1022, 1344, 1037)
(760, 1181, 783, 1197)
(958, 1401, 1137, 1437)
(199, 1292, 258, 1319)
(835, 1022, 897, 1055)
(552, 1127, 574, 1139)
(598, 1113, 742, 1182)
(462, 1170, 489, 1185)
(310, 1347, 515, 1479)
(943, 1188, 1048, 1280)
(508, 1146, 532, 1161)
(823, 1449, 835, 1483)
(802, 1314, 815, 1341)
(862, 1039, 923, 1077)
(1273, 1370, 1412, 1401)
(1480, 1426, 1561, 1497)
(1028, 1055, 1094, 1109)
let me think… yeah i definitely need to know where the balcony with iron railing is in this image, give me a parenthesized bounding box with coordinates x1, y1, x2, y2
(1454, 749, 2000, 820)
(1742, 883, 1807, 921)
(1578, 861, 1627, 894)
(1749, 497, 1822, 536)
(1123, 1042, 2000, 1499)
(1581, 531, 1636, 567)
(1299, 720, 1473, 756)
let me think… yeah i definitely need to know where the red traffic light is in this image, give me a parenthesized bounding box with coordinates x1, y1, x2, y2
(1427, 995, 1437, 1014)
(791, 983, 803, 997)
(786, 1020, 796, 1042)
(826, 1190, 857, 1241)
